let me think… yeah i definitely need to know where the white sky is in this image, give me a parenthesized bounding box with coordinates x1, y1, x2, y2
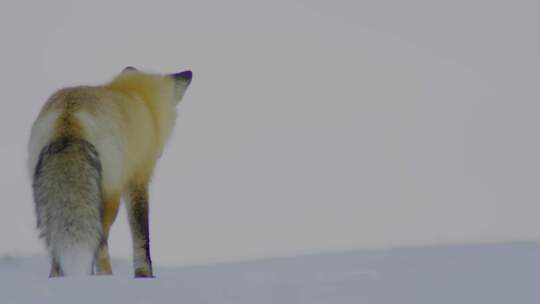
(1, 0, 539, 266)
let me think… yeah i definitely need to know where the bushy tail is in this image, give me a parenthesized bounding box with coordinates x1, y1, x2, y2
(32, 138, 103, 276)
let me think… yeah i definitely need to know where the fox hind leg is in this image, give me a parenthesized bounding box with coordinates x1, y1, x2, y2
(126, 184, 154, 278)
(49, 257, 64, 278)
(95, 193, 120, 275)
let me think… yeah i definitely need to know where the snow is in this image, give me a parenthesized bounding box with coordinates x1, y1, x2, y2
(2, 242, 539, 304)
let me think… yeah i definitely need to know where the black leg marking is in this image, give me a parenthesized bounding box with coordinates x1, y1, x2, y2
(49, 257, 64, 278)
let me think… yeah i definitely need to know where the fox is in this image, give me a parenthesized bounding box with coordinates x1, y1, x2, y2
(28, 67, 193, 278)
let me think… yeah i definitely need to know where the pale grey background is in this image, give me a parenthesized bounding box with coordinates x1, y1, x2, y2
(1, 0, 539, 266)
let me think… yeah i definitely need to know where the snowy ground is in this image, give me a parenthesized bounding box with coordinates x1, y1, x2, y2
(2, 242, 539, 304)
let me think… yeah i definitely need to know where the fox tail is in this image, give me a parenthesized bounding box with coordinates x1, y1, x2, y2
(32, 138, 103, 276)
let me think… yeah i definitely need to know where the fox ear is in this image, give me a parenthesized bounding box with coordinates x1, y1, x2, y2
(170, 70, 193, 104)
(122, 66, 137, 73)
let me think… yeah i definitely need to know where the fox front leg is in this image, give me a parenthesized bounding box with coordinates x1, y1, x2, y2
(126, 184, 154, 278)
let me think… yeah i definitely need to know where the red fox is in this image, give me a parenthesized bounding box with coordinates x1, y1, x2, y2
(29, 67, 193, 278)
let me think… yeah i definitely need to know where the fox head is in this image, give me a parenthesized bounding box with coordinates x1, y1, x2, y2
(105, 67, 194, 148)
(117, 66, 193, 105)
